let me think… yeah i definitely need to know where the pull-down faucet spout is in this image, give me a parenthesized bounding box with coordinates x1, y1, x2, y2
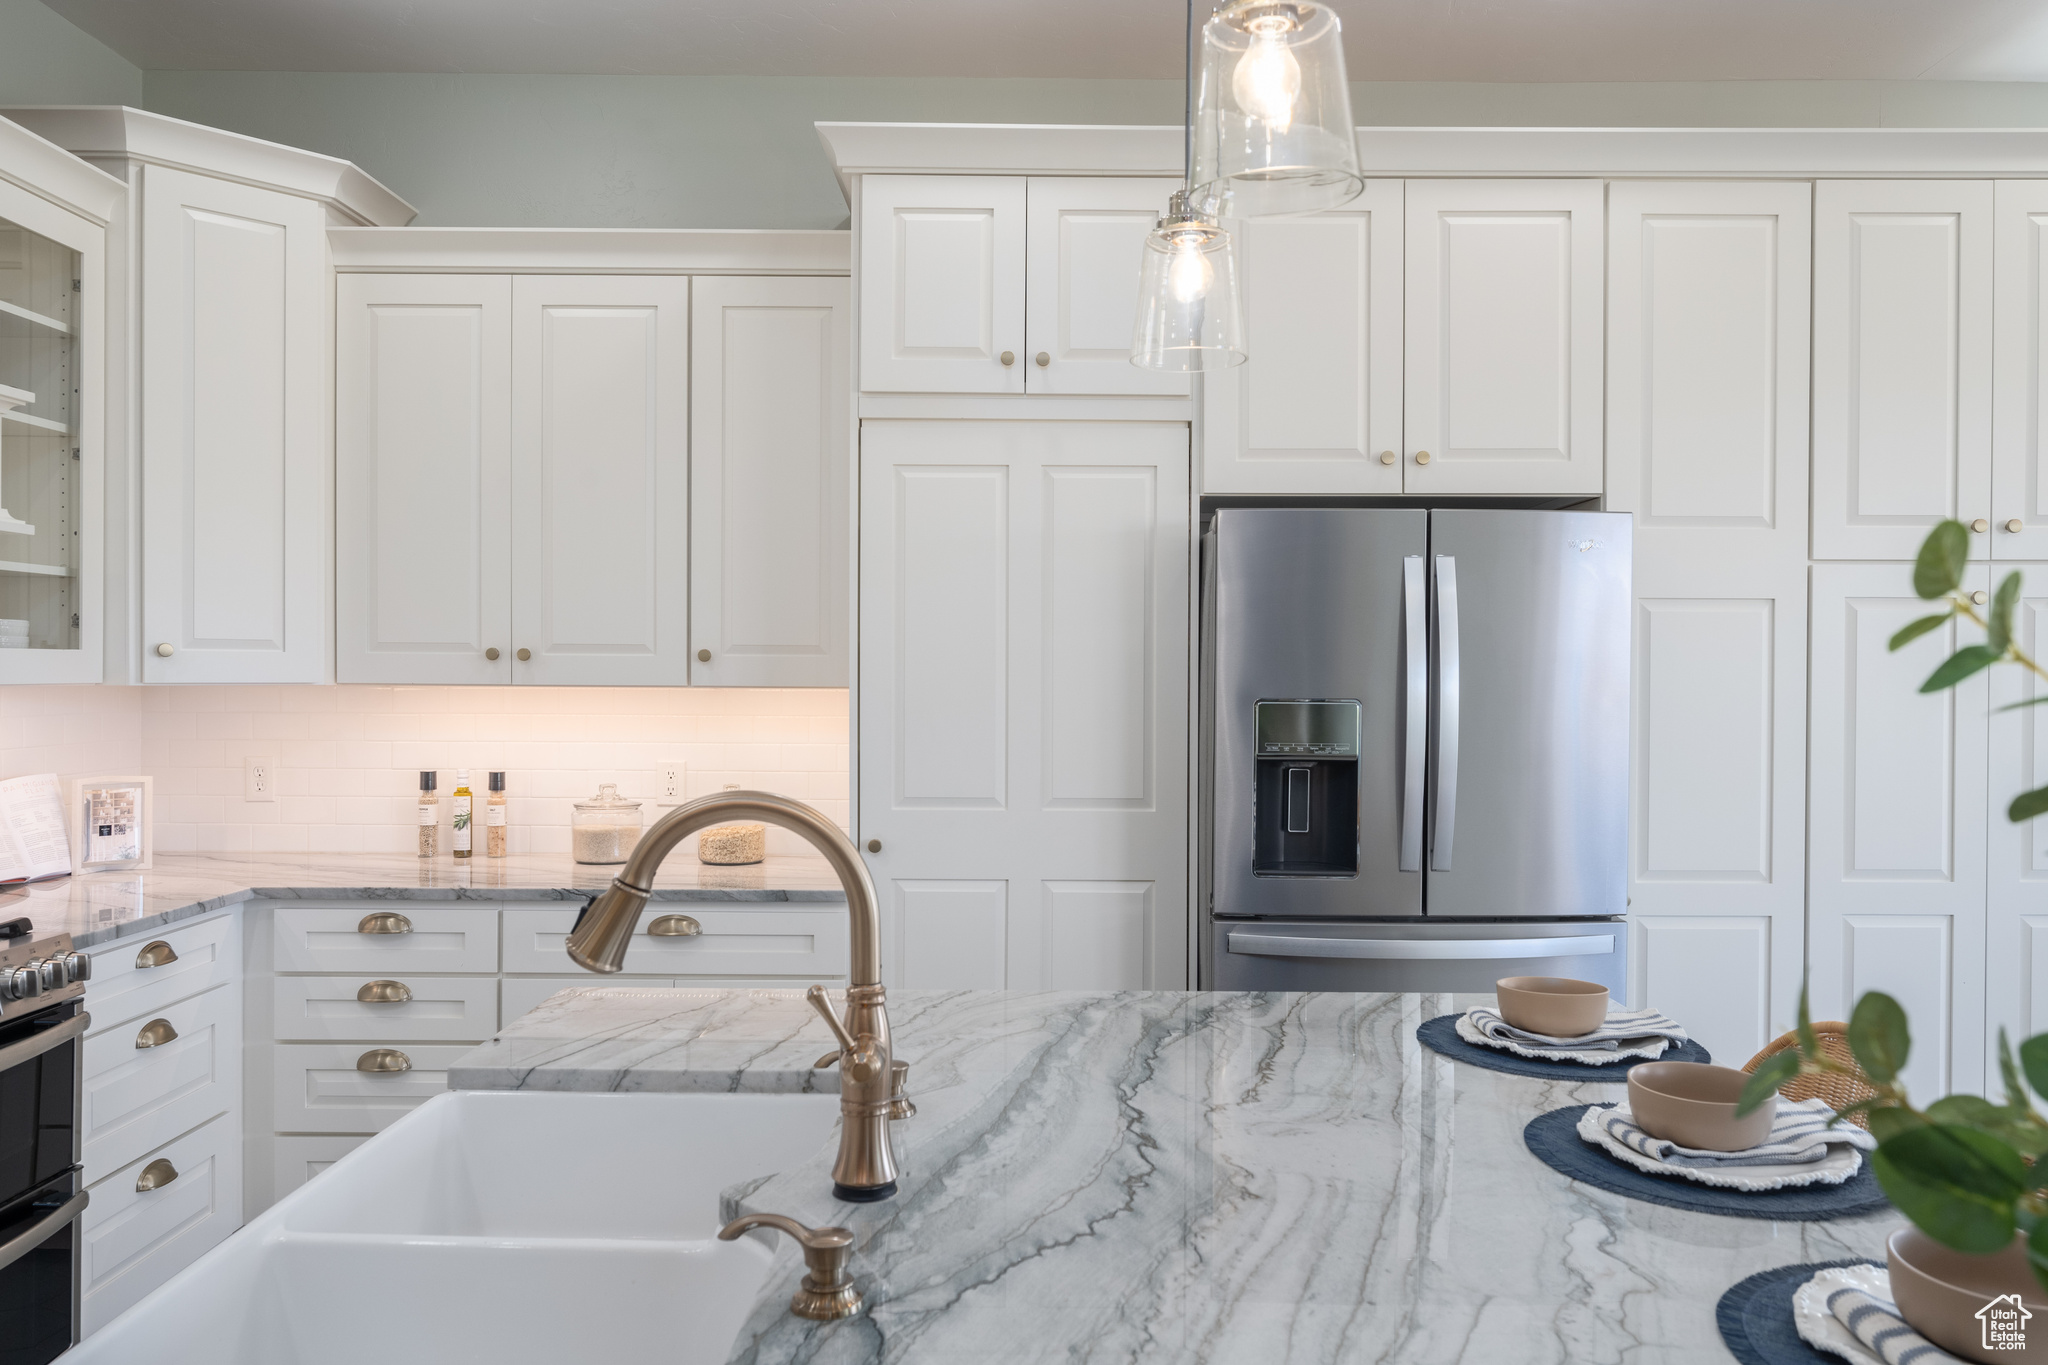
(565, 790, 898, 1201)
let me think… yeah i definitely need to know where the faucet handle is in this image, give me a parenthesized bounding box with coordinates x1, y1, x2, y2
(718, 1213, 863, 1320)
(806, 984, 883, 1082)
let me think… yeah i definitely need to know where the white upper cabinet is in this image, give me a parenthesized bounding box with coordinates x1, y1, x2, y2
(335, 274, 512, 684)
(1813, 181, 1994, 561)
(1993, 183, 2048, 561)
(858, 174, 1178, 396)
(1201, 180, 1403, 495)
(1404, 178, 1605, 497)
(860, 175, 1024, 394)
(1023, 178, 1186, 396)
(141, 167, 329, 682)
(510, 275, 691, 686)
(690, 275, 849, 686)
(1986, 567, 2048, 1077)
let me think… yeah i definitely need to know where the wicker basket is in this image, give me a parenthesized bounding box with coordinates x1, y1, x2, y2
(1741, 1022, 1880, 1129)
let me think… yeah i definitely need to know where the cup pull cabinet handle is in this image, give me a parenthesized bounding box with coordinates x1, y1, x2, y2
(356, 1048, 412, 1073)
(357, 912, 412, 935)
(134, 1018, 177, 1049)
(648, 914, 701, 937)
(357, 980, 412, 1004)
(135, 1159, 178, 1193)
(135, 940, 177, 969)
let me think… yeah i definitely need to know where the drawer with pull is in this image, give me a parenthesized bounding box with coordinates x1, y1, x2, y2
(81, 1111, 242, 1334)
(271, 974, 498, 1042)
(81, 982, 241, 1183)
(86, 913, 240, 1032)
(272, 904, 500, 974)
(271, 1043, 475, 1134)
(500, 904, 849, 978)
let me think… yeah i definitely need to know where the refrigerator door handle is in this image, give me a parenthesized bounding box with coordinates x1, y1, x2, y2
(1432, 554, 1460, 871)
(1226, 931, 1616, 961)
(1400, 555, 1426, 871)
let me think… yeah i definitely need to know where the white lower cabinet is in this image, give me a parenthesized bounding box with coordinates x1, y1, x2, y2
(271, 1043, 478, 1134)
(82, 1112, 243, 1335)
(499, 904, 849, 978)
(83, 983, 240, 1179)
(270, 974, 500, 1042)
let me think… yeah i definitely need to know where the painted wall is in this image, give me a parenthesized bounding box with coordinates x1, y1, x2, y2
(0, 0, 139, 105)
(138, 71, 2048, 229)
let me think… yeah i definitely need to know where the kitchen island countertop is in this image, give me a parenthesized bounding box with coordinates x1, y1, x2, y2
(453, 986, 1898, 1363)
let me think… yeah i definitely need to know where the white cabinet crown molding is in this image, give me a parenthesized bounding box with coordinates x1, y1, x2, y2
(0, 106, 414, 226)
(819, 122, 2048, 186)
(327, 227, 849, 274)
(0, 113, 125, 225)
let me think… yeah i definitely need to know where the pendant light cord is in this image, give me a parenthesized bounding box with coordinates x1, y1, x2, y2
(1182, 0, 1195, 191)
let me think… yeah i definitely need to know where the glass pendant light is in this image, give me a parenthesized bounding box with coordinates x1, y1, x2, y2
(1190, 2, 1365, 219)
(1132, 0, 1247, 372)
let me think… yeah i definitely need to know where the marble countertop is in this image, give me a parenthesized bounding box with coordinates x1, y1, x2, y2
(7, 851, 847, 948)
(452, 987, 1899, 1363)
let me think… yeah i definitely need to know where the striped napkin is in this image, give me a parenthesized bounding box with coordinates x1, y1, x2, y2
(1578, 1095, 1875, 1189)
(1794, 1264, 1969, 1365)
(1457, 1004, 1689, 1064)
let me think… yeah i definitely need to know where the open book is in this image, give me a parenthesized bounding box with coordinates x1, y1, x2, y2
(0, 774, 74, 883)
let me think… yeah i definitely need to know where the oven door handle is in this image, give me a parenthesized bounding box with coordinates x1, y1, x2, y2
(0, 1008, 89, 1074)
(0, 1188, 88, 1275)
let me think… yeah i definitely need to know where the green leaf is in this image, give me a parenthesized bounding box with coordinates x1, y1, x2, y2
(1869, 1106, 1926, 1143)
(1991, 572, 2025, 654)
(1872, 1124, 2026, 1254)
(1849, 991, 1911, 1085)
(2029, 1218, 2048, 1298)
(1914, 521, 1972, 599)
(2020, 1034, 2048, 1103)
(1922, 645, 2005, 693)
(1736, 1051, 1800, 1116)
(1890, 612, 1955, 652)
(1827, 1095, 1889, 1128)
(2012, 786, 2048, 823)
(2001, 1029, 2031, 1112)
(1997, 695, 2048, 713)
(1796, 981, 1818, 1060)
(1925, 1094, 2048, 1157)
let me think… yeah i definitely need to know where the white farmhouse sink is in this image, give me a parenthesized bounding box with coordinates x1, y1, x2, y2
(70, 1091, 842, 1365)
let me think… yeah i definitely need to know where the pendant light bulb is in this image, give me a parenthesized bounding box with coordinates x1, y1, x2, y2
(1232, 18, 1301, 134)
(1131, 191, 1246, 372)
(1168, 231, 1216, 304)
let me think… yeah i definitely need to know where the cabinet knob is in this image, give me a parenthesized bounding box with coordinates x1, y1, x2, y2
(155, 643, 173, 657)
(1035, 352, 1050, 367)
(2007, 519, 2025, 534)
(357, 912, 412, 935)
(1973, 590, 1991, 605)
(135, 1158, 178, 1193)
(356, 1048, 412, 1073)
(1378, 451, 1396, 466)
(485, 647, 500, 661)
(1414, 451, 1432, 466)
(697, 648, 712, 663)
(516, 648, 531, 662)
(999, 351, 1015, 367)
(134, 1017, 178, 1049)
(866, 838, 882, 853)
(135, 940, 178, 969)
(1972, 518, 1991, 534)
(357, 979, 413, 1004)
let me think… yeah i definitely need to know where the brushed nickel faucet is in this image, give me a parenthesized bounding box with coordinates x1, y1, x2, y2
(565, 790, 899, 1202)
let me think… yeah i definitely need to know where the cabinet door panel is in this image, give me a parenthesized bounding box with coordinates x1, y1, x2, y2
(1024, 177, 1185, 396)
(859, 176, 1024, 394)
(690, 276, 849, 686)
(1987, 570, 2048, 1087)
(1630, 915, 1772, 1069)
(336, 274, 512, 683)
(1810, 563, 1989, 1093)
(1404, 179, 1603, 496)
(510, 276, 690, 685)
(1994, 184, 2048, 560)
(141, 166, 327, 681)
(1814, 181, 1993, 560)
(1202, 181, 1402, 494)
(859, 420, 1189, 989)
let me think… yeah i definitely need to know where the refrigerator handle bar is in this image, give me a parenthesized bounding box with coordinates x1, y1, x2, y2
(1432, 555, 1460, 871)
(1226, 932, 1615, 962)
(1400, 555, 1426, 872)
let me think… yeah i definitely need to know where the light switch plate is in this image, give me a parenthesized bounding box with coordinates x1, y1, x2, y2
(244, 756, 274, 802)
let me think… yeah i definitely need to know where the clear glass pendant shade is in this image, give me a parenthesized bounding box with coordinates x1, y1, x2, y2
(1190, 1, 1365, 219)
(1131, 194, 1246, 372)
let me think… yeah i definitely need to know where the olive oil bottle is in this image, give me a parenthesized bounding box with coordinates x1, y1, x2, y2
(451, 770, 473, 859)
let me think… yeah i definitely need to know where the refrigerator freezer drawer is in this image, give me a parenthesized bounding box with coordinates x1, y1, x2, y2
(1212, 919, 1626, 993)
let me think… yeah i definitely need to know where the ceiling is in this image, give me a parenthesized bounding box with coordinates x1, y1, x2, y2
(39, 0, 2048, 83)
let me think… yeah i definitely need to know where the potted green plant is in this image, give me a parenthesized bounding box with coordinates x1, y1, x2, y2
(1738, 519, 2048, 1360)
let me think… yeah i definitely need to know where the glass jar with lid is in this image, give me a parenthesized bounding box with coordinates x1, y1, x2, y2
(571, 782, 642, 865)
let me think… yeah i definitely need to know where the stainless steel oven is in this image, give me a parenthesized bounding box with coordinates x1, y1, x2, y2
(0, 920, 91, 1364)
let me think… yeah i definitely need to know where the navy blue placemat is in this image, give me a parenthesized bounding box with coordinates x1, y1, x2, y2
(1417, 1012, 1711, 1080)
(1523, 1104, 1893, 1221)
(1717, 1259, 1886, 1365)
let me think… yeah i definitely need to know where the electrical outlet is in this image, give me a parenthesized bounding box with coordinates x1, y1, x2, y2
(662, 765, 682, 799)
(244, 757, 274, 802)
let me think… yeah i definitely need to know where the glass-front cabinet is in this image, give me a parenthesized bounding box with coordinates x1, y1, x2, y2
(0, 119, 109, 681)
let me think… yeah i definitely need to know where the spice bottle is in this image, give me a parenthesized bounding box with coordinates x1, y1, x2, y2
(486, 772, 508, 858)
(417, 772, 439, 858)
(451, 770, 473, 860)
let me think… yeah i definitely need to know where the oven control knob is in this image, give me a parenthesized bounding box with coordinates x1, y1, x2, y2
(61, 951, 90, 982)
(4, 965, 42, 1000)
(34, 959, 64, 990)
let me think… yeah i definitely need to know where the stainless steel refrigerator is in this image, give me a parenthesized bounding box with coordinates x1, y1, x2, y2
(1200, 507, 1631, 992)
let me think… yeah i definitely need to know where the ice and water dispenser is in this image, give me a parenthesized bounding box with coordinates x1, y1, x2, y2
(1251, 700, 1360, 877)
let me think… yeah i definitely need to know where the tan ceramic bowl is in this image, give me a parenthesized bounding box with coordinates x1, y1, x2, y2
(1624, 1061, 1775, 1152)
(1888, 1227, 2047, 1362)
(1494, 976, 1609, 1037)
